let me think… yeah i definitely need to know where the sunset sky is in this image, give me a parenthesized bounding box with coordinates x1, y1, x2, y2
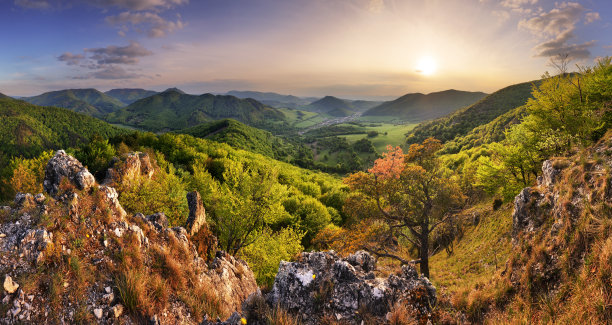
(1, 0, 611, 99)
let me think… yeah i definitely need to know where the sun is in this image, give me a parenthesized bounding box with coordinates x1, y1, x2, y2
(415, 56, 437, 76)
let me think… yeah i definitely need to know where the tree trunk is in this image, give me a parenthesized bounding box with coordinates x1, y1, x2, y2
(419, 225, 430, 278)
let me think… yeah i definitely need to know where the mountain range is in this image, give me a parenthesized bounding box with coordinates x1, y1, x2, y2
(23, 88, 125, 118)
(363, 89, 487, 121)
(106, 88, 286, 132)
(226, 90, 316, 109)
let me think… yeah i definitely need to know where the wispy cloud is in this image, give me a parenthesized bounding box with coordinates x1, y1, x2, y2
(519, 2, 597, 59)
(85, 0, 188, 11)
(106, 11, 184, 38)
(58, 41, 152, 79)
(585, 12, 600, 24)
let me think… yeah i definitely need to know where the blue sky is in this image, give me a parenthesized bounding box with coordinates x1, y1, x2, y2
(1, 0, 611, 99)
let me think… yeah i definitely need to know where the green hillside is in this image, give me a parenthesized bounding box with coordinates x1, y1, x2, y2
(106, 89, 287, 132)
(23, 88, 125, 118)
(406, 81, 538, 146)
(363, 89, 487, 121)
(0, 97, 126, 159)
(105, 88, 158, 105)
(178, 119, 307, 162)
(304, 96, 355, 117)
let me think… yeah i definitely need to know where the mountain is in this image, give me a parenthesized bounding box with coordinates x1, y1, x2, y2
(0, 92, 8, 99)
(105, 88, 158, 105)
(106, 89, 286, 132)
(304, 96, 355, 117)
(178, 119, 304, 161)
(0, 96, 126, 184)
(363, 89, 487, 121)
(23, 88, 125, 118)
(226, 91, 316, 109)
(406, 81, 538, 147)
(350, 100, 384, 111)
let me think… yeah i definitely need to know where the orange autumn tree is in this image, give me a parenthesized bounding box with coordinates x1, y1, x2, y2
(344, 139, 463, 278)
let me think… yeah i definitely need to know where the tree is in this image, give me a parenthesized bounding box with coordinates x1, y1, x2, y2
(344, 140, 463, 278)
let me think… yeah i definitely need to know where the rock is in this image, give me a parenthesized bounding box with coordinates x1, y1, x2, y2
(150, 314, 160, 325)
(185, 191, 207, 236)
(267, 251, 436, 324)
(93, 308, 103, 319)
(540, 160, 562, 187)
(14, 193, 35, 207)
(98, 186, 127, 219)
(34, 193, 45, 204)
(201, 251, 259, 315)
(43, 150, 95, 196)
(112, 304, 123, 318)
(511, 187, 534, 239)
(3, 276, 19, 294)
(105, 286, 112, 294)
(147, 212, 169, 228)
(102, 152, 155, 185)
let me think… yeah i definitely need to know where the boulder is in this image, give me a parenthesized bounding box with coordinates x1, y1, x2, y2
(186, 191, 207, 236)
(102, 152, 154, 185)
(43, 150, 95, 196)
(3, 276, 19, 294)
(540, 160, 562, 187)
(266, 251, 436, 324)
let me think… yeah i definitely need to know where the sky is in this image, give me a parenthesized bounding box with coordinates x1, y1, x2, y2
(1, 0, 611, 100)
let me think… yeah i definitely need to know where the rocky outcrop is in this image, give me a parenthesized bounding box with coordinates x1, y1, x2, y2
(186, 191, 207, 236)
(0, 151, 258, 324)
(43, 150, 95, 196)
(267, 251, 436, 324)
(102, 152, 154, 185)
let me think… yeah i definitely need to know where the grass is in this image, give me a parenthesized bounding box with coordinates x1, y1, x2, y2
(341, 122, 417, 152)
(429, 201, 513, 294)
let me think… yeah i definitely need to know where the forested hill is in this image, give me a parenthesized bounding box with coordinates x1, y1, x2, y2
(406, 80, 538, 146)
(104, 88, 158, 105)
(23, 88, 125, 118)
(0, 96, 125, 159)
(363, 89, 487, 120)
(226, 90, 314, 109)
(105, 89, 287, 132)
(178, 119, 308, 162)
(304, 96, 355, 117)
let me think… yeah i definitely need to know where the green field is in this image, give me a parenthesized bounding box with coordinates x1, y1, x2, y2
(333, 122, 417, 152)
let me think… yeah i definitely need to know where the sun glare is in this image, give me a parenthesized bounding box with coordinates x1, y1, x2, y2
(415, 56, 437, 76)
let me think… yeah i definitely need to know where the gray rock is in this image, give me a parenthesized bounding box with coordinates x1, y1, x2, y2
(147, 212, 168, 228)
(267, 251, 436, 324)
(540, 160, 562, 187)
(43, 150, 95, 196)
(186, 191, 207, 236)
(93, 308, 103, 319)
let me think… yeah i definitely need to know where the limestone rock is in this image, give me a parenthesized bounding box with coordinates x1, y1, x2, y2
(540, 160, 562, 187)
(3, 275, 19, 294)
(186, 191, 206, 236)
(102, 152, 155, 185)
(43, 150, 95, 196)
(93, 308, 103, 319)
(267, 251, 436, 324)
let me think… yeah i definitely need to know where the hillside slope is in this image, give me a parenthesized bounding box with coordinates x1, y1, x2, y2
(0, 96, 125, 160)
(24, 88, 125, 118)
(178, 119, 305, 161)
(363, 89, 487, 121)
(105, 88, 158, 105)
(106, 89, 286, 132)
(406, 81, 537, 146)
(304, 96, 355, 117)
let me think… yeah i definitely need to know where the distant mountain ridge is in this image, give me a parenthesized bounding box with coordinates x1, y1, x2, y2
(406, 80, 539, 149)
(105, 88, 158, 105)
(363, 89, 487, 121)
(226, 90, 316, 109)
(23, 88, 125, 118)
(106, 88, 286, 132)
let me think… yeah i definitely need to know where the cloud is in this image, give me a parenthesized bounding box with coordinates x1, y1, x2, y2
(492, 10, 511, 23)
(58, 52, 85, 65)
(501, 0, 537, 12)
(81, 0, 188, 11)
(14, 0, 50, 9)
(519, 2, 595, 59)
(106, 11, 184, 38)
(85, 41, 153, 65)
(58, 42, 152, 80)
(585, 12, 600, 24)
